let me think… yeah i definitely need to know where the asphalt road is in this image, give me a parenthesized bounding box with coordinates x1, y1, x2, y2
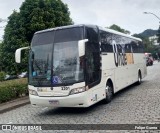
(1, 61, 160, 132)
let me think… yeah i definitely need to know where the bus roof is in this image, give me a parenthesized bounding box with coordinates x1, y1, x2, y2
(98, 26, 142, 42)
(35, 24, 142, 42)
(35, 24, 84, 34)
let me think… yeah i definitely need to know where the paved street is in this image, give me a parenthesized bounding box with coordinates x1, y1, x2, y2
(1, 61, 160, 132)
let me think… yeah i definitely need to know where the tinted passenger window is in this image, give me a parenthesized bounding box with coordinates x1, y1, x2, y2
(100, 30, 113, 52)
(85, 26, 101, 87)
(112, 34, 125, 53)
(125, 39, 132, 53)
(131, 41, 138, 53)
(112, 34, 122, 45)
(138, 41, 144, 53)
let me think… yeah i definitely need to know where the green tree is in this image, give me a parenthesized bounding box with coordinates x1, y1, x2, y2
(133, 34, 155, 54)
(157, 26, 160, 44)
(0, 42, 3, 71)
(0, 0, 72, 74)
(108, 24, 130, 34)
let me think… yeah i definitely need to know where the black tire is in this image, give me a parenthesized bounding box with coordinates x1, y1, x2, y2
(137, 72, 142, 85)
(103, 82, 113, 104)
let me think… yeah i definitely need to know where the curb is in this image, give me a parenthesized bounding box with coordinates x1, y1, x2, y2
(0, 96, 30, 114)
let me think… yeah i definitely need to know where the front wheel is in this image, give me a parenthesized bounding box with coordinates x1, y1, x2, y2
(103, 82, 113, 103)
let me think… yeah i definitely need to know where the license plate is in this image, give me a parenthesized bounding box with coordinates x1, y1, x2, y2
(37, 88, 48, 92)
(49, 100, 59, 105)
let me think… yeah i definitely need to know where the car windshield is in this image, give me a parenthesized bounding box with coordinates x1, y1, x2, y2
(29, 27, 84, 87)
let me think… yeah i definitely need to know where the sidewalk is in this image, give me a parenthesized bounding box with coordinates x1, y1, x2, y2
(0, 96, 30, 114)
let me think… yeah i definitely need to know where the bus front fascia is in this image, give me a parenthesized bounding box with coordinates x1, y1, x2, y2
(15, 46, 30, 63)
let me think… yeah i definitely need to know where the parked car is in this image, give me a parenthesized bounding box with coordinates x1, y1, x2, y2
(145, 53, 154, 66)
(5, 74, 18, 80)
(146, 56, 153, 66)
(18, 72, 28, 78)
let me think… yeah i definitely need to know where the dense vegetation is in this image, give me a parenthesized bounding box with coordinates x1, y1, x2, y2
(157, 27, 160, 43)
(0, 0, 72, 75)
(137, 29, 157, 38)
(133, 33, 160, 59)
(0, 78, 28, 103)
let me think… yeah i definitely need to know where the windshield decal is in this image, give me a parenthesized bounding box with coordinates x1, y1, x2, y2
(52, 76, 62, 84)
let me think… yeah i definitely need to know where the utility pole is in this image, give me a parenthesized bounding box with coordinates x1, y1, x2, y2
(144, 12, 160, 60)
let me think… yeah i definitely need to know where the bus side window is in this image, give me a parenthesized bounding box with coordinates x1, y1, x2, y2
(125, 44, 131, 53)
(131, 41, 143, 53)
(100, 30, 113, 52)
(131, 41, 138, 53)
(85, 26, 101, 87)
(138, 41, 144, 53)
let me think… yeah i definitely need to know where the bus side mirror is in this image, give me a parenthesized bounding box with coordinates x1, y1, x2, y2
(78, 39, 88, 57)
(15, 47, 29, 63)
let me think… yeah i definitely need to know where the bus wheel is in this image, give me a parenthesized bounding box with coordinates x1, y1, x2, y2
(137, 71, 142, 85)
(104, 82, 113, 103)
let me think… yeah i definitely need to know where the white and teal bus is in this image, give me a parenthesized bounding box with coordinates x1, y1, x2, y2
(15, 24, 147, 107)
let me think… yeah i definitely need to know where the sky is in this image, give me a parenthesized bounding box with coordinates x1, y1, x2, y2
(0, 0, 160, 40)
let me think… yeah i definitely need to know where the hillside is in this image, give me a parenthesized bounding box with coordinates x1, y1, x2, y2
(138, 29, 157, 37)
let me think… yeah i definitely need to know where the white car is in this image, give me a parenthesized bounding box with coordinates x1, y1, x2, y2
(18, 72, 28, 78)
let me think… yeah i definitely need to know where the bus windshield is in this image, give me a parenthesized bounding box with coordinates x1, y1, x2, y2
(29, 27, 84, 87)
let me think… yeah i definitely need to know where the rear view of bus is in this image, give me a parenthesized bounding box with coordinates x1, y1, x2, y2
(27, 25, 101, 107)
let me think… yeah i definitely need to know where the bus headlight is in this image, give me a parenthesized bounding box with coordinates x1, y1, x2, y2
(29, 89, 38, 96)
(69, 87, 86, 95)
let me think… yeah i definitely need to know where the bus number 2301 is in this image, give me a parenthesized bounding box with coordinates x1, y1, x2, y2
(61, 86, 70, 90)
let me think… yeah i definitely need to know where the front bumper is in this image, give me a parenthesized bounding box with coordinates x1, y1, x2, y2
(29, 92, 89, 107)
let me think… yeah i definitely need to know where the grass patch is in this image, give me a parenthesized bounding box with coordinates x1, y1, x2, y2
(0, 78, 28, 103)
